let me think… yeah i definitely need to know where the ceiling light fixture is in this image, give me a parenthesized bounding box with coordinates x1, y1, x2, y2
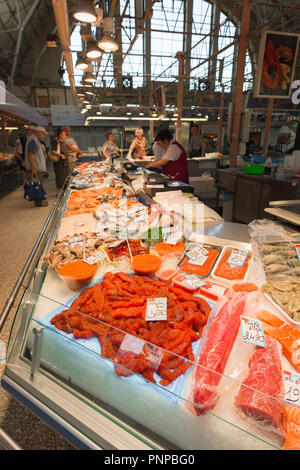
(86, 41, 102, 59)
(75, 54, 89, 71)
(83, 73, 97, 83)
(73, 0, 97, 23)
(97, 17, 118, 52)
(85, 90, 94, 95)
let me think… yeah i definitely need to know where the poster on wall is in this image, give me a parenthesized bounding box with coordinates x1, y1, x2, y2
(254, 30, 300, 99)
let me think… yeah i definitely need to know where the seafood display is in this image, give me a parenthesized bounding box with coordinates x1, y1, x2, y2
(178, 243, 221, 278)
(261, 279, 300, 323)
(235, 336, 285, 436)
(45, 234, 110, 271)
(256, 310, 300, 372)
(50, 272, 212, 387)
(257, 241, 300, 282)
(27, 159, 300, 449)
(191, 292, 248, 415)
(212, 246, 252, 282)
(283, 405, 300, 450)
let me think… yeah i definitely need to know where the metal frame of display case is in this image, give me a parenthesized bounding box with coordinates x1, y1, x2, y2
(0, 168, 286, 451)
(0, 176, 168, 451)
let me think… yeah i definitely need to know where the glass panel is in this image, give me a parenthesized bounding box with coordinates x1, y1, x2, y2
(8, 277, 294, 450)
(20, 184, 72, 295)
(151, 0, 184, 82)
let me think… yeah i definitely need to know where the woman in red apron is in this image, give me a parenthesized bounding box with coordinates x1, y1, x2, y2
(146, 129, 189, 184)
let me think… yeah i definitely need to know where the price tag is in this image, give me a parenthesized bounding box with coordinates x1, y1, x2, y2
(186, 245, 209, 261)
(240, 316, 266, 348)
(188, 255, 208, 266)
(296, 244, 300, 262)
(227, 249, 248, 267)
(182, 274, 206, 290)
(283, 370, 300, 407)
(83, 252, 106, 265)
(165, 231, 182, 245)
(146, 298, 167, 321)
(68, 236, 84, 248)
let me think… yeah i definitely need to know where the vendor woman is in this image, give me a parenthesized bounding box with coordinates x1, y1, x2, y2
(127, 128, 148, 159)
(146, 129, 189, 184)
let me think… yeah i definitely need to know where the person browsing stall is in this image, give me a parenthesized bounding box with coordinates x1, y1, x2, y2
(102, 132, 120, 160)
(127, 128, 148, 159)
(60, 127, 81, 175)
(189, 125, 205, 158)
(24, 125, 49, 206)
(146, 129, 189, 184)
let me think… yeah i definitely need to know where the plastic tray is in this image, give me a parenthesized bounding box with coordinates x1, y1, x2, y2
(211, 245, 253, 284)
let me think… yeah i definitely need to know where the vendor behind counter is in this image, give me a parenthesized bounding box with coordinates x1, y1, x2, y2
(146, 129, 189, 184)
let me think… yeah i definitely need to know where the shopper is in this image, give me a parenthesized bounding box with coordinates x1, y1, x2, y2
(49, 128, 68, 195)
(189, 125, 205, 158)
(127, 128, 148, 159)
(102, 132, 120, 160)
(24, 126, 49, 207)
(60, 127, 81, 175)
(146, 129, 189, 184)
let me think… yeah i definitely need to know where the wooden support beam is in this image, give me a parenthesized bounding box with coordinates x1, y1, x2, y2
(230, 0, 251, 168)
(176, 51, 185, 143)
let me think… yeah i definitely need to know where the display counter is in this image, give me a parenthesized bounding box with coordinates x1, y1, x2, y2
(217, 169, 300, 224)
(1, 160, 300, 450)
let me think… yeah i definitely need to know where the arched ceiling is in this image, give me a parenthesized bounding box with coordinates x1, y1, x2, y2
(1, 0, 300, 104)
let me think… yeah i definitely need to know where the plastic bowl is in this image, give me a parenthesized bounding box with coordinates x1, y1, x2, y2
(131, 254, 162, 275)
(57, 260, 98, 291)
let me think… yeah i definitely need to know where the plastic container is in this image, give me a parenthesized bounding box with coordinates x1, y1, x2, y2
(178, 244, 221, 278)
(131, 254, 162, 275)
(57, 260, 98, 291)
(212, 246, 252, 283)
(243, 164, 265, 175)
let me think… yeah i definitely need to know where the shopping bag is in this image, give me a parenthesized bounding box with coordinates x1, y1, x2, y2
(24, 178, 47, 201)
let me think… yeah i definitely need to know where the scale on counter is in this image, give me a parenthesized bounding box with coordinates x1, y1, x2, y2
(264, 200, 300, 227)
(143, 169, 194, 197)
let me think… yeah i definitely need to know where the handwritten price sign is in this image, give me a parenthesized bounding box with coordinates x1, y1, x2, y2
(146, 297, 167, 321)
(240, 316, 266, 348)
(182, 274, 206, 290)
(227, 249, 248, 268)
(283, 370, 300, 407)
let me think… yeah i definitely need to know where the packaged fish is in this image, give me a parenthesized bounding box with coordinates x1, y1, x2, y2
(256, 241, 300, 282)
(212, 246, 252, 283)
(178, 243, 221, 278)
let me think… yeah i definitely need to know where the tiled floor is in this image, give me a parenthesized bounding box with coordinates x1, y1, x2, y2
(0, 170, 75, 450)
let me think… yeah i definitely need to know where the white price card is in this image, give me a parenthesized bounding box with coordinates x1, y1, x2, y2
(84, 252, 106, 265)
(240, 316, 266, 348)
(165, 231, 183, 245)
(182, 274, 206, 290)
(186, 245, 209, 261)
(68, 236, 84, 248)
(188, 255, 208, 266)
(283, 370, 300, 407)
(227, 249, 248, 267)
(146, 297, 167, 321)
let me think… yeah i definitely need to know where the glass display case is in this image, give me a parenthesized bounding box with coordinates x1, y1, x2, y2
(0, 175, 295, 451)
